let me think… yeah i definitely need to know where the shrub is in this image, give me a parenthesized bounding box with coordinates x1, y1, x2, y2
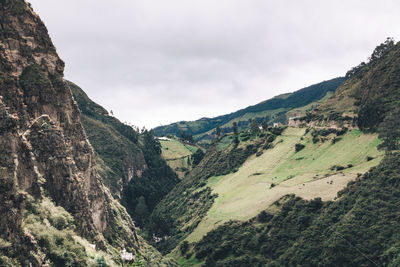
(367, 156, 374, 161)
(180, 241, 189, 255)
(295, 144, 305, 152)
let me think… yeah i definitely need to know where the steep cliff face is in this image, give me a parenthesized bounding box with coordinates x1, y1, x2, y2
(0, 0, 145, 265)
(68, 81, 180, 233)
(68, 81, 148, 197)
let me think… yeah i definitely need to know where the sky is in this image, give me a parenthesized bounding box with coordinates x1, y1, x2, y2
(28, 0, 400, 129)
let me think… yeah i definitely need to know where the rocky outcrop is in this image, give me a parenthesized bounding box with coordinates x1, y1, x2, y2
(0, 0, 141, 263)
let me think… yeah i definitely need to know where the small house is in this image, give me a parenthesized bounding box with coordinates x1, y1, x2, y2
(121, 248, 135, 261)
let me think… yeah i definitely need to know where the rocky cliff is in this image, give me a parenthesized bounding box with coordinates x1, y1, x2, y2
(0, 1, 172, 265)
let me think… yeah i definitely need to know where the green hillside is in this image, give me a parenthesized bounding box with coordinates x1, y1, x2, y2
(301, 38, 400, 131)
(188, 152, 400, 266)
(151, 38, 400, 266)
(154, 77, 345, 145)
(160, 138, 199, 179)
(186, 128, 382, 243)
(149, 125, 383, 255)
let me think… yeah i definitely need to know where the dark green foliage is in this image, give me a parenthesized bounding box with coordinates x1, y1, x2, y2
(257, 211, 273, 223)
(369, 37, 395, 62)
(367, 156, 374, 161)
(250, 119, 260, 135)
(149, 132, 280, 254)
(330, 165, 345, 171)
(123, 131, 179, 225)
(268, 126, 286, 136)
(261, 118, 269, 130)
(357, 99, 386, 131)
(378, 107, 400, 151)
(336, 127, 348, 136)
(311, 128, 340, 143)
(134, 196, 149, 227)
(295, 143, 305, 152)
(352, 40, 400, 131)
(216, 124, 221, 137)
(96, 256, 107, 267)
(180, 241, 189, 255)
(150, 186, 217, 253)
(180, 131, 194, 143)
(154, 78, 344, 139)
(192, 149, 205, 166)
(346, 61, 367, 79)
(233, 122, 238, 135)
(192, 154, 400, 266)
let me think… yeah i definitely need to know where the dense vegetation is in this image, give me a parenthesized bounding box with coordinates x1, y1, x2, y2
(306, 38, 400, 131)
(122, 130, 180, 228)
(149, 128, 283, 254)
(154, 77, 344, 143)
(175, 41, 400, 265)
(188, 151, 400, 266)
(355, 40, 400, 131)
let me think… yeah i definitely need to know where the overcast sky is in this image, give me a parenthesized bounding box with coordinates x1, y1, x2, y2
(28, 0, 400, 129)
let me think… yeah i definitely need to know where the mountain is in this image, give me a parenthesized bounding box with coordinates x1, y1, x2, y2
(149, 38, 400, 266)
(154, 77, 345, 145)
(293, 37, 400, 131)
(0, 1, 174, 265)
(69, 81, 180, 230)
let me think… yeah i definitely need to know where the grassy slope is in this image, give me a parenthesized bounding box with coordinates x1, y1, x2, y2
(191, 153, 400, 266)
(161, 139, 198, 178)
(154, 77, 345, 143)
(186, 127, 383, 242)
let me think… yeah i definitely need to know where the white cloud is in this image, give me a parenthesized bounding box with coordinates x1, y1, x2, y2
(29, 0, 400, 128)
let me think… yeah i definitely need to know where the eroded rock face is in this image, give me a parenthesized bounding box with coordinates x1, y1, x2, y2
(0, 0, 138, 254)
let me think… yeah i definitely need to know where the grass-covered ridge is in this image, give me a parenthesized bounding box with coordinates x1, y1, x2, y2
(154, 77, 345, 144)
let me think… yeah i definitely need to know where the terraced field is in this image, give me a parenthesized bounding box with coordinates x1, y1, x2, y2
(186, 127, 383, 242)
(160, 138, 198, 178)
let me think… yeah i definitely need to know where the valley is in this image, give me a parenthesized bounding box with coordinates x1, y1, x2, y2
(0, 1, 399, 266)
(186, 127, 382, 243)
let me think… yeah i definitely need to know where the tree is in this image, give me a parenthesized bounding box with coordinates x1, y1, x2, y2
(135, 196, 149, 227)
(233, 122, 238, 135)
(216, 124, 221, 137)
(192, 149, 205, 166)
(180, 131, 194, 143)
(262, 118, 269, 130)
(250, 119, 260, 135)
(143, 130, 162, 155)
(369, 37, 395, 62)
(378, 108, 400, 152)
